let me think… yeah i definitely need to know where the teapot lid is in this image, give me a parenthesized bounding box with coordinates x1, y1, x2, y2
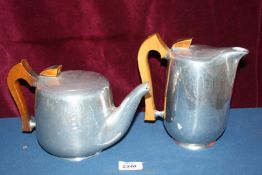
(169, 45, 247, 61)
(36, 70, 109, 93)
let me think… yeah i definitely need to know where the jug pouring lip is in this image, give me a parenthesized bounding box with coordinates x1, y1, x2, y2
(231, 47, 249, 53)
(167, 45, 248, 62)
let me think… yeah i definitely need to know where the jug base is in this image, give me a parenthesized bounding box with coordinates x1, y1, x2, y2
(175, 141, 216, 150)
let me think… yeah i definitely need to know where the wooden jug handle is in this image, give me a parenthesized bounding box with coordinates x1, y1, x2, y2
(7, 59, 38, 132)
(138, 33, 192, 121)
(137, 33, 169, 121)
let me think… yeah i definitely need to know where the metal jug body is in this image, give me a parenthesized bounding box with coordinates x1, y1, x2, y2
(164, 56, 230, 149)
(138, 34, 248, 150)
(165, 46, 248, 149)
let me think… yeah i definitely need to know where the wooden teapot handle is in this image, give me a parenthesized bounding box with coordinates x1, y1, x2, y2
(7, 59, 62, 132)
(7, 59, 38, 132)
(138, 33, 192, 121)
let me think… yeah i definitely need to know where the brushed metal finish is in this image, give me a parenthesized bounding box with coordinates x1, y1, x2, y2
(33, 70, 149, 158)
(163, 46, 248, 148)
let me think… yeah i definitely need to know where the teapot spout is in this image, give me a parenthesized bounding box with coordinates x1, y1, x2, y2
(96, 82, 149, 148)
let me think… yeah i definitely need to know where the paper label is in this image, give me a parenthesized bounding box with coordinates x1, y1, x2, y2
(118, 161, 143, 171)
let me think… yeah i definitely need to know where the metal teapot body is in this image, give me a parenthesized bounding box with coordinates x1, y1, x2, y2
(8, 60, 149, 158)
(138, 34, 248, 150)
(35, 71, 115, 158)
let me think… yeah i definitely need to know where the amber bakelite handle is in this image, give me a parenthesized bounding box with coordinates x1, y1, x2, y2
(7, 59, 38, 132)
(137, 33, 169, 121)
(138, 33, 193, 121)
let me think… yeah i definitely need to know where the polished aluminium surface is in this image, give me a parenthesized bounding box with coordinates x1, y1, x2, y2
(32, 70, 149, 158)
(161, 45, 248, 149)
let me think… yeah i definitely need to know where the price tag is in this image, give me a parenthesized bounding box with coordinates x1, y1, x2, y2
(118, 161, 143, 171)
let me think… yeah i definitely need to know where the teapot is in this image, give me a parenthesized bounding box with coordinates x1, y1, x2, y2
(7, 59, 149, 159)
(138, 33, 248, 150)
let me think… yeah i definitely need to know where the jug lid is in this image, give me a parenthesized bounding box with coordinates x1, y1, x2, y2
(169, 45, 247, 61)
(36, 70, 109, 93)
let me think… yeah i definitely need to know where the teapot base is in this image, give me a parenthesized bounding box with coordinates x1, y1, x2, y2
(61, 151, 102, 161)
(175, 141, 216, 150)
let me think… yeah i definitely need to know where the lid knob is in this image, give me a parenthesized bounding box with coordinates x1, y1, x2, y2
(40, 65, 62, 77)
